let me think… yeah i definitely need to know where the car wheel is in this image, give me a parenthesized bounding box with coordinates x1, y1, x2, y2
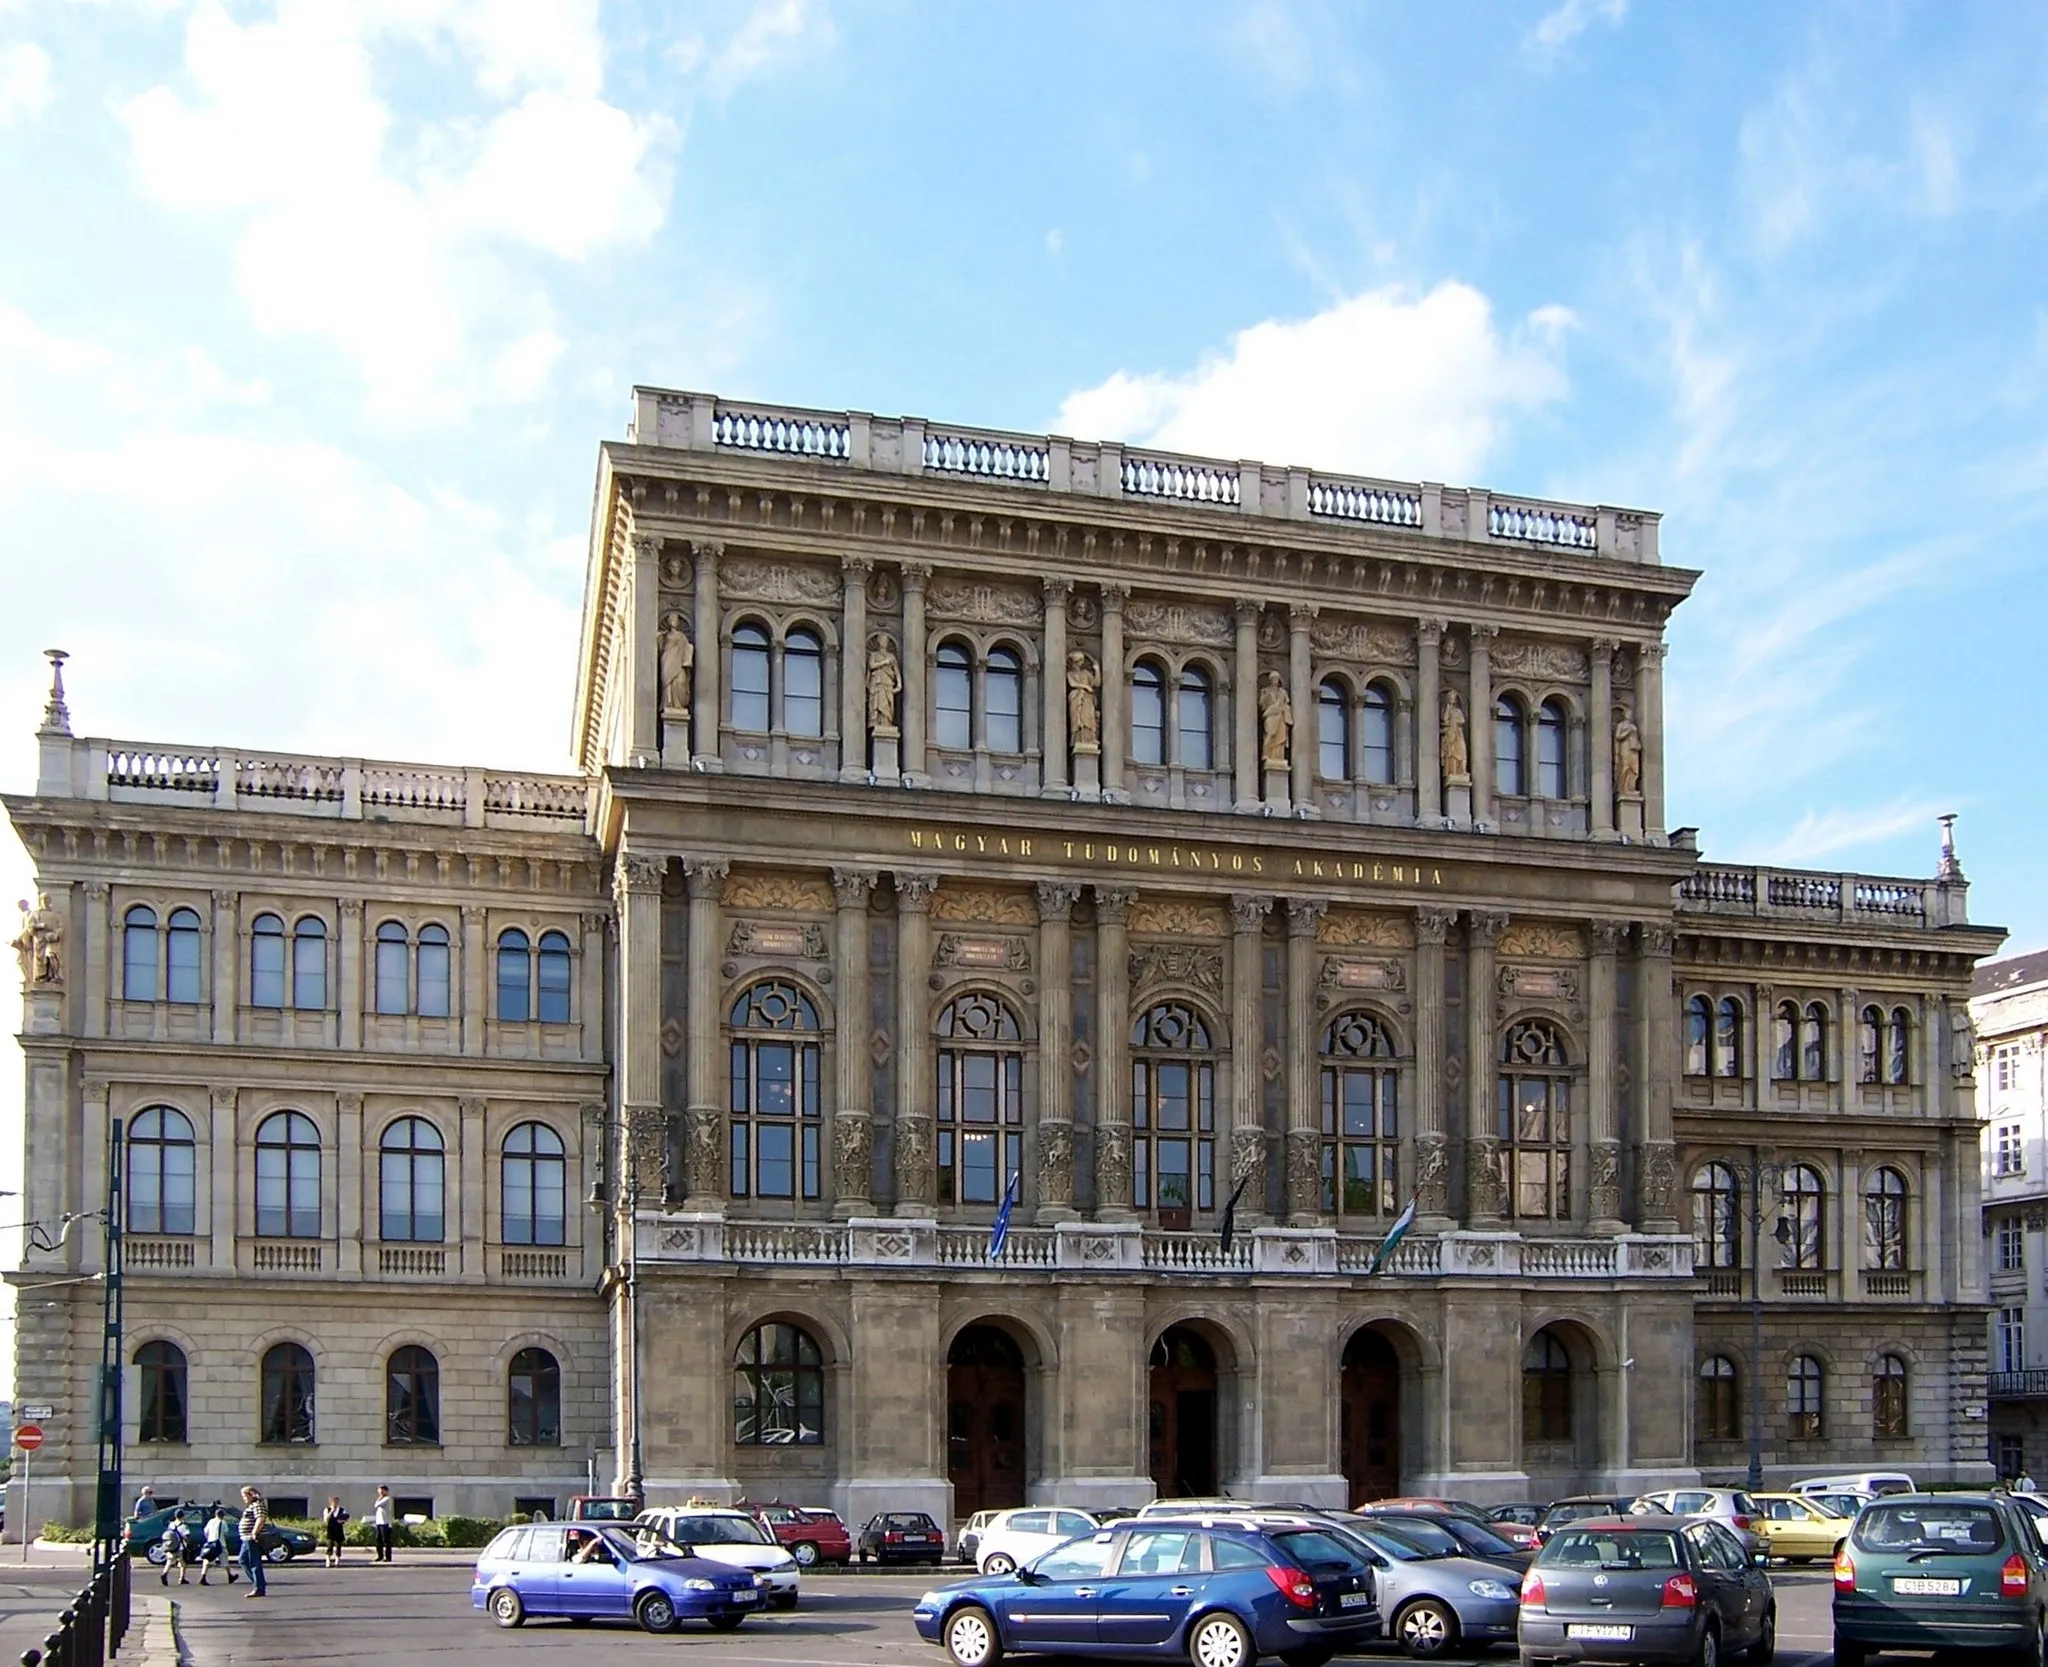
(983, 1552, 1017, 1575)
(1188, 1611, 1254, 1667)
(1280, 1649, 1334, 1667)
(488, 1587, 525, 1629)
(707, 1614, 746, 1632)
(145, 1544, 168, 1567)
(636, 1590, 679, 1634)
(1694, 1623, 1720, 1667)
(1396, 1599, 1459, 1659)
(2015, 1617, 2047, 1667)
(792, 1541, 820, 1568)
(946, 1604, 1004, 1667)
(265, 1543, 292, 1564)
(1833, 1636, 1866, 1667)
(1746, 1604, 1775, 1665)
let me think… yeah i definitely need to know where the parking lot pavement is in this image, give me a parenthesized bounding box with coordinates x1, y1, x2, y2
(0, 1563, 110, 1667)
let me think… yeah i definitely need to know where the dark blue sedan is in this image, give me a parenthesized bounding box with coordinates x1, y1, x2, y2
(471, 1523, 762, 1632)
(913, 1515, 1380, 1667)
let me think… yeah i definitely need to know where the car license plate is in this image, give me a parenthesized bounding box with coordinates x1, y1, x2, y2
(1340, 1592, 1372, 1609)
(1893, 1577, 1962, 1596)
(1568, 1624, 1634, 1640)
(732, 1590, 759, 1603)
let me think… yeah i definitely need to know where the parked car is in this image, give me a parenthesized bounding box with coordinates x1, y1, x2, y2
(912, 1515, 1380, 1667)
(1338, 1516, 1524, 1658)
(1484, 1505, 1547, 1549)
(1803, 1491, 1876, 1524)
(1537, 1497, 1639, 1543)
(2006, 1491, 2048, 1546)
(1750, 1494, 1851, 1564)
(1092, 1506, 1145, 1526)
(860, 1511, 947, 1565)
(1354, 1507, 1535, 1573)
(1372, 1498, 1497, 1525)
(1833, 1493, 2048, 1667)
(1135, 1497, 1253, 1519)
(1629, 1489, 1765, 1555)
(123, 1504, 315, 1565)
(1791, 1472, 1915, 1499)
(741, 1501, 852, 1567)
(956, 1510, 999, 1566)
(975, 1507, 1103, 1574)
(568, 1494, 644, 1521)
(1517, 1514, 1775, 1667)
(471, 1523, 760, 1632)
(634, 1506, 801, 1608)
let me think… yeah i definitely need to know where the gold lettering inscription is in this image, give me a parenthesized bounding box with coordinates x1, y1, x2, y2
(906, 829, 1435, 888)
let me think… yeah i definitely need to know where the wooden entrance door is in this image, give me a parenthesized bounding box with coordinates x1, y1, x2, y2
(947, 1325, 1026, 1520)
(1148, 1326, 1220, 1498)
(1340, 1327, 1401, 1505)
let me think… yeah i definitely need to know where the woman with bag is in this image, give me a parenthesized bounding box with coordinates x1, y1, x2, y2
(321, 1497, 349, 1567)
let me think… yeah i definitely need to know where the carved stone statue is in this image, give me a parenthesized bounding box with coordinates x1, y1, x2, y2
(1258, 672, 1292, 770)
(1951, 1006, 1977, 1080)
(1440, 688, 1470, 783)
(1414, 1132, 1449, 1217)
(657, 613, 693, 718)
(866, 632, 902, 734)
(1095, 1123, 1133, 1209)
(832, 1111, 873, 1202)
(1614, 709, 1643, 797)
(11, 892, 62, 988)
(1036, 1122, 1074, 1204)
(1066, 650, 1101, 751)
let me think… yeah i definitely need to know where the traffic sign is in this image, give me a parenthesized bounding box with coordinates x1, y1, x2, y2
(14, 1425, 43, 1452)
(17, 1406, 51, 1421)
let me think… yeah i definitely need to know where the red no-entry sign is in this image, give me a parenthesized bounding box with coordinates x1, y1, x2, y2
(14, 1425, 43, 1452)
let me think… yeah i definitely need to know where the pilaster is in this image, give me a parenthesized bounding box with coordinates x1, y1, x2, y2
(459, 1093, 487, 1282)
(460, 902, 486, 1055)
(212, 1085, 239, 1275)
(1469, 624, 1497, 831)
(900, 563, 931, 787)
(1100, 584, 1128, 802)
(1228, 893, 1269, 1221)
(613, 853, 668, 1205)
(1041, 578, 1070, 796)
(1233, 602, 1261, 812)
(1416, 619, 1443, 827)
(1034, 881, 1082, 1221)
(81, 881, 107, 1040)
(209, 888, 235, 1045)
(682, 858, 727, 1208)
(1463, 911, 1506, 1223)
(338, 898, 363, 1052)
(1412, 907, 1454, 1223)
(1095, 885, 1138, 1218)
(1636, 921, 1679, 1230)
(629, 531, 662, 765)
(1590, 638, 1616, 841)
(690, 539, 723, 770)
(1284, 897, 1327, 1220)
(1587, 921, 1623, 1231)
(838, 557, 871, 782)
(893, 872, 939, 1212)
(830, 867, 877, 1215)
(1640, 640, 1667, 838)
(1287, 604, 1316, 814)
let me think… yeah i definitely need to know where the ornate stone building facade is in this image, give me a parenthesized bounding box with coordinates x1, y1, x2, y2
(4, 390, 2002, 1526)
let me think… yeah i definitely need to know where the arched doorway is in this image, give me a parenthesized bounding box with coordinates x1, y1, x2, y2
(1341, 1327, 1401, 1504)
(1149, 1325, 1219, 1498)
(948, 1324, 1026, 1519)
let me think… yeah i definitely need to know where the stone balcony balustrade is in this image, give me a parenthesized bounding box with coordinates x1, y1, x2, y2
(1675, 861, 1971, 929)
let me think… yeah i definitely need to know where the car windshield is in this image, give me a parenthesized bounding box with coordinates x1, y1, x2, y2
(1372, 1518, 1461, 1557)
(671, 1516, 771, 1545)
(630, 1529, 692, 1560)
(1853, 1504, 2005, 1555)
(579, 1500, 637, 1520)
(1348, 1522, 1431, 1562)
(882, 1515, 934, 1530)
(1445, 1520, 1522, 1556)
(1271, 1529, 1368, 1574)
(1544, 1529, 1682, 1571)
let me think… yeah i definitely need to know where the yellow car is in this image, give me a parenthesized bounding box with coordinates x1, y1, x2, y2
(1752, 1492, 1850, 1561)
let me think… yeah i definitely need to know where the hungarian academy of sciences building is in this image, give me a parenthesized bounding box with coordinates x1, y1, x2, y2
(4, 388, 2004, 1528)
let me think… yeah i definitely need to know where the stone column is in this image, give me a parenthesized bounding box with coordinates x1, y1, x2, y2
(1640, 641, 1666, 837)
(1042, 579, 1070, 796)
(579, 909, 608, 1064)
(460, 902, 486, 1055)
(214, 1085, 241, 1273)
(630, 532, 661, 764)
(1233, 601, 1261, 812)
(1463, 911, 1506, 1222)
(1636, 922, 1679, 1229)
(1412, 908, 1455, 1224)
(615, 854, 670, 1209)
(1589, 639, 1616, 841)
(1288, 605, 1316, 814)
(338, 899, 363, 1051)
(900, 563, 931, 787)
(1416, 620, 1443, 827)
(1095, 886, 1138, 1219)
(209, 889, 236, 1045)
(893, 873, 939, 1213)
(831, 868, 876, 1215)
(1101, 586, 1128, 802)
(1228, 893, 1270, 1219)
(1035, 882, 1082, 1221)
(681, 858, 727, 1209)
(459, 1094, 487, 1281)
(1469, 625, 1496, 831)
(690, 540, 722, 770)
(81, 881, 108, 1040)
(838, 557, 871, 782)
(1587, 922, 1623, 1231)
(1285, 898, 1327, 1221)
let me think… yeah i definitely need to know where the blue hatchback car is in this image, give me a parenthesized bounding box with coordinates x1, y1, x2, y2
(471, 1523, 762, 1632)
(913, 1515, 1380, 1667)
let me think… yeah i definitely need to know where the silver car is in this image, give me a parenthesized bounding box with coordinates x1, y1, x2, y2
(1334, 1515, 1523, 1658)
(1628, 1487, 1765, 1555)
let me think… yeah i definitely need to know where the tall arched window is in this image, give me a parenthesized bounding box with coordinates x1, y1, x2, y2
(1317, 680, 1348, 780)
(537, 932, 572, 1024)
(734, 1321, 824, 1446)
(1781, 1165, 1825, 1271)
(1698, 1355, 1739, 1441)
(1715, 997, 1744, 1079)
(374, 921, 409, 1014)
(1773, 1001, 1798, 1081)
(1499, 1018, 1570, 1219)
(416, 924, 451, 1018)
(509, 1347, 561, 1447)
(1361, 683, 1394, 784)
(1495, 695, 1527, 797)
(503, 1121, 567, 1245)
(934, 640, 973, 749)
(936, 993, 1023, 1206)
(251, 913, 288, 1008)
(1864, 1167, 1908, 1271)
(784, 627, 824, 737)
(729, 982, 822, 1201)
(1522, 1329, 1572, 1443)
(1800, 1002, 1829, 1082)
(1788, 1355, 1824, 1438)
(1131, 1003, 1217, 1220)
(986, 646, 1023, 754)
(254, 1111, 321, 1238)
(1535, 699, 1568, 797)
(1692, 1162, 1740, 1270)
(1130, 660, 1167, 766)
(386, 1345, 440, 1445)
(1177, 666, 1214, 770)
(1873, 1355, 1909, 1438)
(292, 917, 327, 1010)
(731, 621, 772, 732)
(166, 907, 202, 1003)
(123, 905, 159, 1001)
(129, 1106, 197, 1236)
(1887, 1008, 1911, 1085)
(1321, 1011, 1399, 1218)
(496, 928, 532, 1021)
(380, 1116, 445, 1242)
(1684, 995, 1711, 1078)
(136, 1340, 187, 1444)
(260, 1342, 314, 1444)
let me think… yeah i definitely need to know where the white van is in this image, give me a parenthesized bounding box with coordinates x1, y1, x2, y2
(1790, 1472, 1915, 1498)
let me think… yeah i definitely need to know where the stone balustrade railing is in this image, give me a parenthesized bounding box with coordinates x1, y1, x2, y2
(1675, 862, 1968, 929)
(627, 388, 1662, 564)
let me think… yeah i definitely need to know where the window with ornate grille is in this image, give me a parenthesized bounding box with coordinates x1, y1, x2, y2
(1692, 1162, 1740, 1270)
(136, 1340, 188, 1444)
(508, 1347, 561, 1447)
(1131, 1003, 1216, 1222)
(1497, 1019, 1570, 1219)
(1698, 1355, 1739, 1440)
(936, 993, 1023, 1206)
(1787, 1355, 1824, 1438)
(1321, 1011, 1399, 1218)
(1780, 1165, 1825, 1270)
(386, 1345, 440, 1445)
(1863, 1166, 1908, 1271)
(1873, 1355, 1909, 1438)
(1522, 1329, 1572, 1443)
(734, 1322, 823, 1446)
(728, 982, 822, 1201)
(260, 1342, 315, 1444)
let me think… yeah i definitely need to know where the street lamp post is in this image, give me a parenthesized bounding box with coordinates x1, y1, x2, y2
(1745, 1149, 1790, 1493)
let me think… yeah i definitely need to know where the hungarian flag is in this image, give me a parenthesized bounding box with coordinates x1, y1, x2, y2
(1218, 1172, 1253, 1255)
(1367, 1190, 1421, 1275)
(987, 1172, 1021, 1262)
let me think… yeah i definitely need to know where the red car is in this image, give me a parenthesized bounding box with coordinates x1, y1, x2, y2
(741, 1501, 852, 1568)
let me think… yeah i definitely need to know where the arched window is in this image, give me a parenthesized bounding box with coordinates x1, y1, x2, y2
(1887, 1008, 1911, 1085)
(497, 928, 532, 1022)
(1495, 695, 1527, 797)
(509, 1347, 561, 1447)
(1800, 1002, 1829, 1082)
(503, 1122, 567, 1246)
(1684, 995, 1711, 1078)
(986, 646, 1023, 754)
(1788, 1355, 1824, 1438)
(129, 1106, 197, 1236)
(416, 924, 451, 1018)
(1522, 1329, 1572, 1443)
(1131, 1003, 1217, 1221)
(374, 921, 409, 1014)
(936, 992, 1023, 1206)
(1864, 1166, 1908, 1272)
(934, 640, 973, 750)
(734, 1321, 823, 1446)
(1698, 1355, 1739, 1441)
(136, 1340, 187, 1444)
(1130, 660, 1167, 766)
(1772, 1001, 1798, 1081)
(380, 1116, 445, 1243)
(1536, 698, 1568, 798)
(1177, 666, 1213, 770)
(123, 905, 159, 1001)
(537, 931, 572, 1024)
(1322, 1012, 1399, 1218)
(260, 1342, 315, 1444)
(1858, 1005, 1883, 1085)
(1498, 1019, 1570, 1219)
(731, 622, 772, 732)
(784, 627, 824, 737)
(165, 907, 202, 1003)
(386, 1345, 440, 1445)
(251, 913, 287, 1008)
(1715, 997, 1744, 1079)
(728, 982, 822, 1201)
(292, 917, 327, 1010)
(1317, 680, 1348, 780)
(1692, 1162, 1740, 1270)
(1873, 1355, 1909, 1438)
(1781, 1165, 1825, 1271)
(1361, 683, 1394, 784)
(254, 1111, 321, 1238)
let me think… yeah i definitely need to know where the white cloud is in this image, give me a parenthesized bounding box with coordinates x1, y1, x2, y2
(1759, 799, 1951, 866)
(669, 0, 830, 98)
(0, 39, 51, 124)
(1053, 282, 1570, 484)
(1527, 0, 1626, 63)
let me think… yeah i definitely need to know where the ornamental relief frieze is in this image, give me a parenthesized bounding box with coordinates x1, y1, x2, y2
(1492, 639, 1590, 683)
(1319, 955, 1408, 1008)
(1124, 599, 1232, 647)
(934, 932, 1032, 971)
(930, 886, 1037, 925)
(1129, 942, 1225, 998)
(727, 918, 830, 959)
(1498, 964, 1580, 1002)
(720, 556, 841, 604)
(720, 872, 836, 913)
(1128, 898, 1230, 939)
(926, 576, 1039, 625)
(1317, 909, 1413, 949)
(1498, 921, 1584, 961)
(1310, 618, 1415, 666)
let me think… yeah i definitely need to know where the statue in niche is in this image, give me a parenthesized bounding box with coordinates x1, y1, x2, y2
(12, 892, 62, 987)
(657, 613, 693, 719)
(1614, 709, 1643, 797)
(866, 631, 902, 734)
(1440, 688, 1470, 783)
(1066, 650, 1101, 751)
(1258, 672, 1292, 769)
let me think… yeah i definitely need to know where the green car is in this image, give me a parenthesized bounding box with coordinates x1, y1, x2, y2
(121, 1504, 317, 1566)
(1833, 1494, 2048, 1667)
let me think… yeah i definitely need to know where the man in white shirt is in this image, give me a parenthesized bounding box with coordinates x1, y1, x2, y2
(371, 1486, 395, 1562)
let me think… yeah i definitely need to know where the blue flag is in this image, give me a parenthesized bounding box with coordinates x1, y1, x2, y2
(1218, 1172, 1252, 1255)
(1367, 1190, 1420, 1275)
(987, 1172, 1021, 1262)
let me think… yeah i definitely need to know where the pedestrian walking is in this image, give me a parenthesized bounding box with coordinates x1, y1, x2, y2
(2020, 1471, 2039, 1494)
(237, 1488, 269, 1598)
(130, 1485, 157, 1520)
(199, 1506, 237, 1585)
(370, 1486, 395, 1563)
(159, 1515, 193, 1586)
(321, 1496, 349, 1567)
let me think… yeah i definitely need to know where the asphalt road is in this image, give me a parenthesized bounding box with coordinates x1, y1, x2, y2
(162, 1560, 1848, 1667)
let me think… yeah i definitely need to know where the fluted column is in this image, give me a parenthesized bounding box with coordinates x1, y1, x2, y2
(613, 854, 670, 1210)
(1285, 897, 1327, 1221)
(1640, 641, 1667, 837)
(1589, 639, 1615, 841)
(1463, 911, 1506, 1223)
(1288, 605, 1316, 814)
(1101, 586, 1128, 802)
(1636, 921, 1679, 1229)
(1587, 921, 1623, 1230)
(901, 564, 931, 787)
(892, 872, 939, 1213)
(1469, 625, 1496, 830)
(1042, 579, 1070, 796)
(839, 558, 871, 782)
(1094, 886, 1138, 1219)
(1233, 601, 1261, 812)
(1416, 620, 1443, 827)
(690, 540, 722, 770)
(1228, 893, 1270, 1219)
(831, 868, 876, 1215)
(682, 857, 727, 1209)
(1035, 882, 1081, 1221)
(1412, 908, 1454, 1223)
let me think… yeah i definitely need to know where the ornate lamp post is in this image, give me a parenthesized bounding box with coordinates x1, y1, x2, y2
(1745, 1150, 1791, 1493)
